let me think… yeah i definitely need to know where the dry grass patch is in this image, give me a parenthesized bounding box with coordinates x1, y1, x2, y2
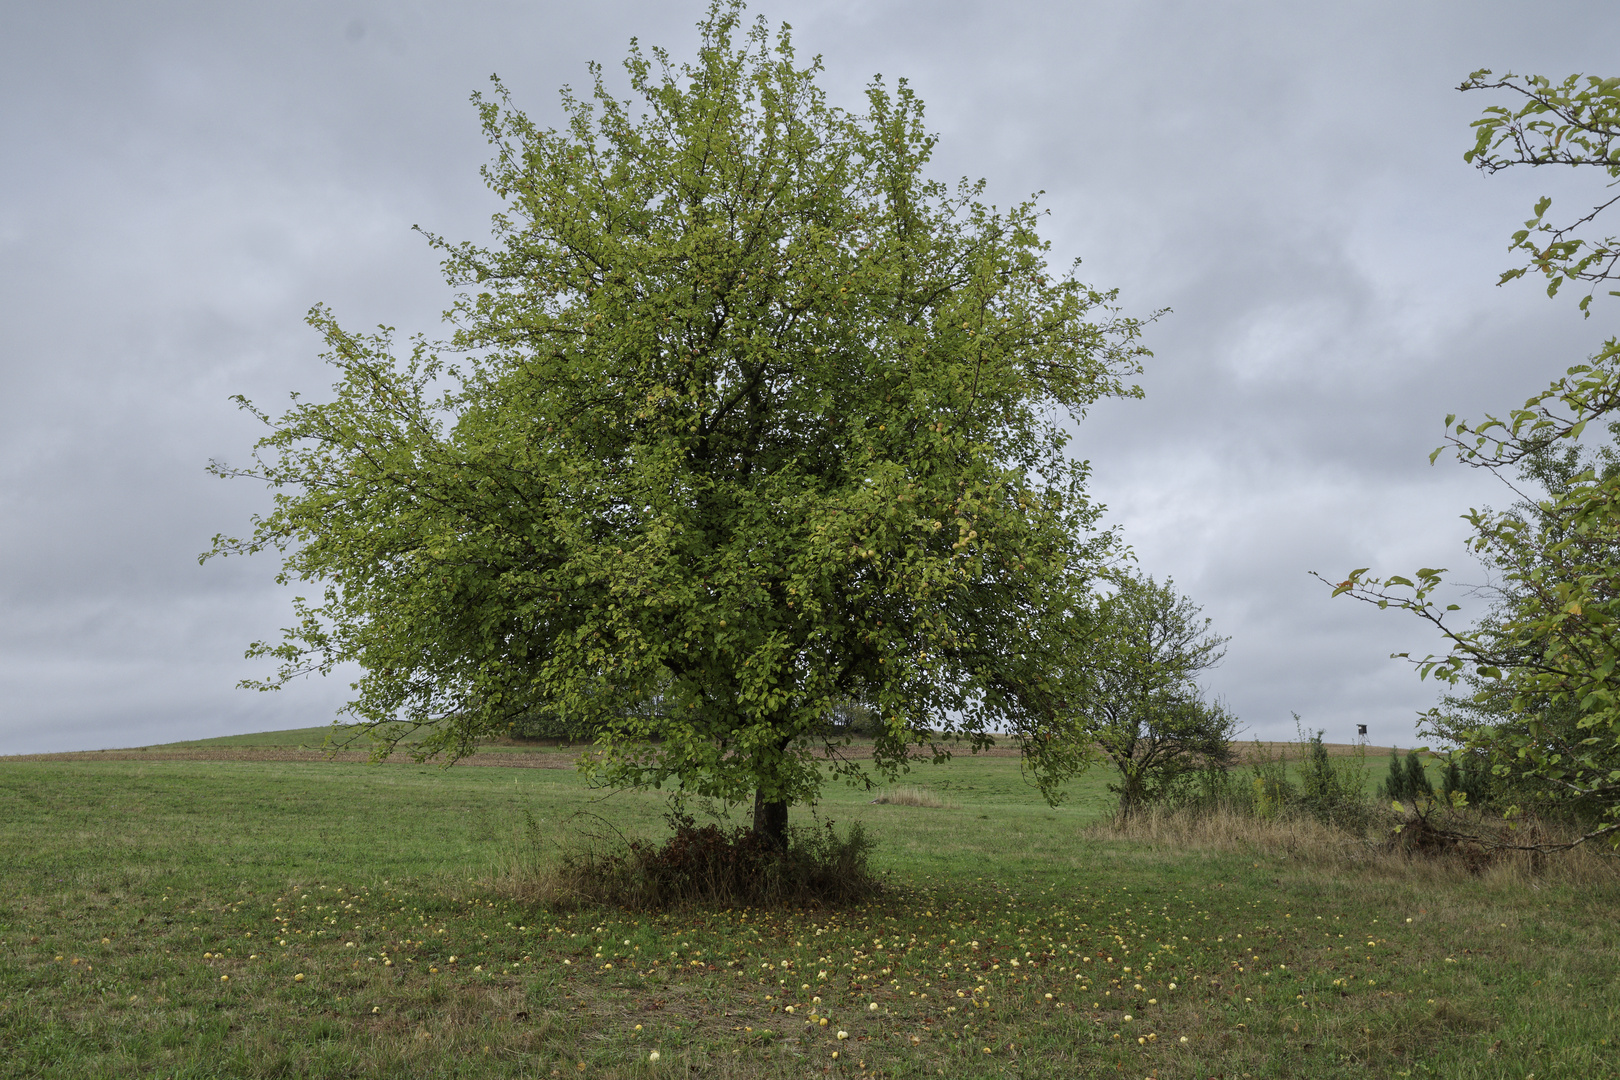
(869, 786, 953, 809)
(1086, 802, 1620, 888)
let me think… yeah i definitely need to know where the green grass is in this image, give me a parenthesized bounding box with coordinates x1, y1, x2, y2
(0, 743, 1615, 1078)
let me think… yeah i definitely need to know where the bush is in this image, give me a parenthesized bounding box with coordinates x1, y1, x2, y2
(535, 811, 879, 910)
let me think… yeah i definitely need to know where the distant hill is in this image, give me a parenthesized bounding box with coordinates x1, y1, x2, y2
(146, 725, 352, 750)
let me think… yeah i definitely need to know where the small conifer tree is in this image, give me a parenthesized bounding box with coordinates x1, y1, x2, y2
(1440, 755, 1464, 804)
(1461, 753, 1493, 807)
(1382, 747, 1407, 802)
(1403, 750, 1434, 801)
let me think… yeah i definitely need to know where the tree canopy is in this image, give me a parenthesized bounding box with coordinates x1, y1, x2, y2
(1331, 70, 1620, 848)
(206, 2, 1151, 842)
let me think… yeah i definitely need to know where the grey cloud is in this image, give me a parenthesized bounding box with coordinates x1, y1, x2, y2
(3, 0, 1617, 752)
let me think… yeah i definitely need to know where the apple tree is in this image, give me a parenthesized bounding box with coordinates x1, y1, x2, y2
(206, 2, 1152, 845)
(1082, 573, 1236, 816)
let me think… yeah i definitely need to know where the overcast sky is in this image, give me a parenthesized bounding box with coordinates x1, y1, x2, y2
(3, 0, 1616, 755)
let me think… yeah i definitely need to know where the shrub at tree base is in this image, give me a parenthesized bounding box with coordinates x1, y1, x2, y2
(550, 813, 879, 910)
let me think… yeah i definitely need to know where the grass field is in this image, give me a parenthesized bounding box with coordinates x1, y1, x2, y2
(1, 735, 1616, 1079)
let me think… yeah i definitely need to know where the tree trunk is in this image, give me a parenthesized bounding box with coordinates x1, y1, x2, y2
(1117, 767, 1145, 819)
(752, 789, 789, 850)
